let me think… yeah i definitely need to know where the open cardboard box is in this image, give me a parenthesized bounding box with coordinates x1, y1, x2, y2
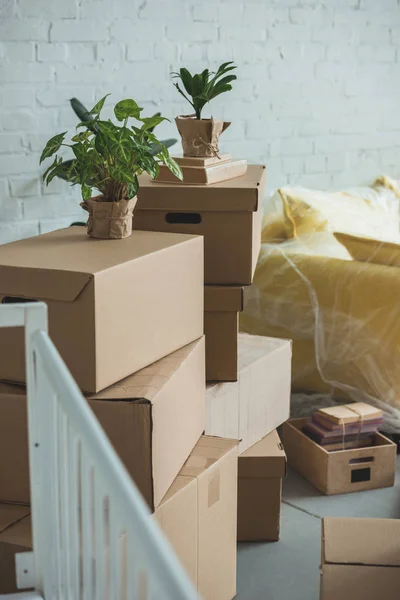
(206, 334, 291, 453)
(134, 165, 267, 285)
(238, 429, 286, 542)
(282, 418, 396, 495)
(0, 338, 205, 510)
(0, 436, 238, 600)
(204, 285, 243, 382)
(0, 227, 203, 393)
(320, 517, 400, 599)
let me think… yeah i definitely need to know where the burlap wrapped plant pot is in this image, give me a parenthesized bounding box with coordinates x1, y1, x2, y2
(81, 196, 135, 239)
(175, 116, 230, 157)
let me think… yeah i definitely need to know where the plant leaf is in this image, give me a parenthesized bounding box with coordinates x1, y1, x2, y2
(162, 153, 183, 181)
(111, 163, 137, 184)
(139, 115, 169, 131)
(81, 183, 92, 200)
(114, 99, 143, 121)
(127, 178, 139, 199)
(89, 94, 110, 116)
(179, 67, 194, 95)
(207, 84, 233, 101)
(40, 131, 67, 164)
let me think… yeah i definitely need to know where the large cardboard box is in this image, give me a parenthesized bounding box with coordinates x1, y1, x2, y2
(155, 436, 238, 600)
(204, 285, 243, 382)
(237, 430, 286, 542)
(320, 517, 400, 600)
(0, 504, 31, 594)
(0, 226, 203, 393)
(282, 418, 396, 495)
(0, 437, 238, 600)
(206, 334, 291, 453)
(0, 338, 206, 510)
(134, 165, 267, 285)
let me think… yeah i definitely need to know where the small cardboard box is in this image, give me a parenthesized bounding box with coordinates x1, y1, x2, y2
(0, 437, 238, 600)
(206, 334, 292, 453)
(154, 436, 238, 600)
(204, 285, 243, 382)
(237, 429, 286, 542)
(0, 337, 206, 510)
(0, 226, 203, 393)
(0, 504, 31, 595)
(320, 517, 400, 600)
(134, 165, 267, 285)
(282, 418, 396, 495)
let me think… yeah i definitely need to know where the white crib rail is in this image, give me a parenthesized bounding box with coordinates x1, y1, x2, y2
(0, 303, 198, 600)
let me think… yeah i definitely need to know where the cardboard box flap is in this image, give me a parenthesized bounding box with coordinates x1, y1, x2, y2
(136, 165, 267, 213)
(87, 340, 202, 403)
(0, 265, 92, 302)
(179, 436, 238, 479)
(0, 514, 31, 547)
(204, 286, 243, 313)
(323, 518, 400, 567)
(239, 430, 287, 478)
(0, 504, 30, 534)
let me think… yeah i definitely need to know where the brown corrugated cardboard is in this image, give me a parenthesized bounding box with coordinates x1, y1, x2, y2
(320, 517, 400, 600)
(206, 334, 292, 453)
(0, 226, 203, 393)
(317, 402, 382, 425)
(0, 437, 238, 599)
(204, 285, 243, 382)
(155, 436, 238, 600)
(134, 165, 267, 285)
(283, 418, 396, 495)
(0, 504, 31, 595)
(238, 430, 286, 542)
(154, 159, 248, 185)
(0, 338, 206, 509)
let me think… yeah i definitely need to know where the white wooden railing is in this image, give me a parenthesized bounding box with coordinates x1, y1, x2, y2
(0, 302, 198, 600)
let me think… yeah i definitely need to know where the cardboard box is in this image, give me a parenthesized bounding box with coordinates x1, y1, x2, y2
(204, 285, 243, 382)
(154, 158, 248, 185)
(0, 504, 31, 595)
(0, 338, 206, 510)
(154, 436, 238, 600)
(0, 226, 203, 393)
(282, 418, 397, 495)
(206, 333, 292, 453)
(237, 430, 286, 542)
(0, 436, 238, 600)
(320, 517, 400, 600)
(134, 165, 267, 285)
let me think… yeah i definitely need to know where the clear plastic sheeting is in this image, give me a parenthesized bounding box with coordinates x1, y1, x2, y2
(241, 179, 400, 433)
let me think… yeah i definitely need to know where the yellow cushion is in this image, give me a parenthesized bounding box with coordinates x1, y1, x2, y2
(240, 245, 400, 410)
(335, 232, 400, 267)
(261, 212, 290, 243)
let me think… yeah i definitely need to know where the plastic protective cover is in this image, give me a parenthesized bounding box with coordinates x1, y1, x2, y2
(241, 180, 400, 433)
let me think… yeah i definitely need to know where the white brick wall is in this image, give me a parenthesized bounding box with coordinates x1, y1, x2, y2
(0, 0, 400, 243)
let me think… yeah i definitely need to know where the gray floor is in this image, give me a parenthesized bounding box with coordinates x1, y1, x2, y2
(237, 460, 400, 600)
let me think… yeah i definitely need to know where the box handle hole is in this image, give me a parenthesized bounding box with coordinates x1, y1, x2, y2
(349, 457, 374, 465)
(2, 297, 37, 304)
(165, 212, 202, 225)
(351, 467, 371, 483)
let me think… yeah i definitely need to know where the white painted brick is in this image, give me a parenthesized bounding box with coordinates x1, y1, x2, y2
(50, 20, 109, 42)
(0, 198, 23, 220)
(358, 25, 391, 45)
(65, 43, 95, 64)
(360, 0, 398, 9)
(205, 42, 235, 62)
(219, 24, 266, 42)
(243, 5, 288, 24)
(19, 0, 78, 18)
(3, 42, 35, 61)
(126, 43, 154, 62)
(0, 222, 39, 245)
(24, 133, 57, 152)
(1, 87, 35, 107)
(0, 64, 54, 83)
(357, 45, 396, 62)
(23, 195, 81, 219)
(167, 22, 217, 42)
(269, 23, 312, 43)
(154, 42, 178, 62)
(39, 217, 81, 234)
(0, 0, 16, 17)
(97, 43, 123, 64)
(37, 42, 67, 63)
(193, 3, 244, 22)
(0, 179, 8, 198)
(111, 20, 165, 42)
(327, 152, 349, 172)
(36, 85, 94, 107)
(269, 62, 315, 83)
(312, 25, 358, 44)
(0, 18, 48, 41)
(56, 65, 110, 84)
(304, 155, 326, 173)
(299, 173, 333, 188)
(282, 156, 304, 175)
(0, 153, 41, 176)
(79, 0, 138, 19)
(9, 176, 40, 197)
(326, 45, 357, 63)
(140, 0, 190, 21)
(271, 138, 313, 157)
(290, 6, 332, 26)
(2, 109, 35, 131)
(0, 133, 23, 153)
(390, 27, 400, 46)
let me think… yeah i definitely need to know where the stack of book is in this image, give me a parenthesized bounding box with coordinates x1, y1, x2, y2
(303, 402, 383, 452)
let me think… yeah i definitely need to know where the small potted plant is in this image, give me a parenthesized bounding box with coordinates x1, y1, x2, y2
(172, 61, 237, 158)
(40, 95, 182, 239)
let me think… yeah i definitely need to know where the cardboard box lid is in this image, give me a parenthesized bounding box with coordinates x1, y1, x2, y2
(318, 402, 382, 425)
(323, 518, 400, 567)
(204, 286, 243, 313)
(239, 430, 286, 478)
(0, 226, 200, 302)
(86, 339, 203, 403)
(136, 165, 267, 213)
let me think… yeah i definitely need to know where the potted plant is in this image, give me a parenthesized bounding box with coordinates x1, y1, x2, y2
(40, 95, 182, 239)
(172, 61, 237, 158)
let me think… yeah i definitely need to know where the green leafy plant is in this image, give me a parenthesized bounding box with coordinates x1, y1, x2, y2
(40, 95, 182, 202)
(172, 62, 237, 119)
(56, 97, 178, 182)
